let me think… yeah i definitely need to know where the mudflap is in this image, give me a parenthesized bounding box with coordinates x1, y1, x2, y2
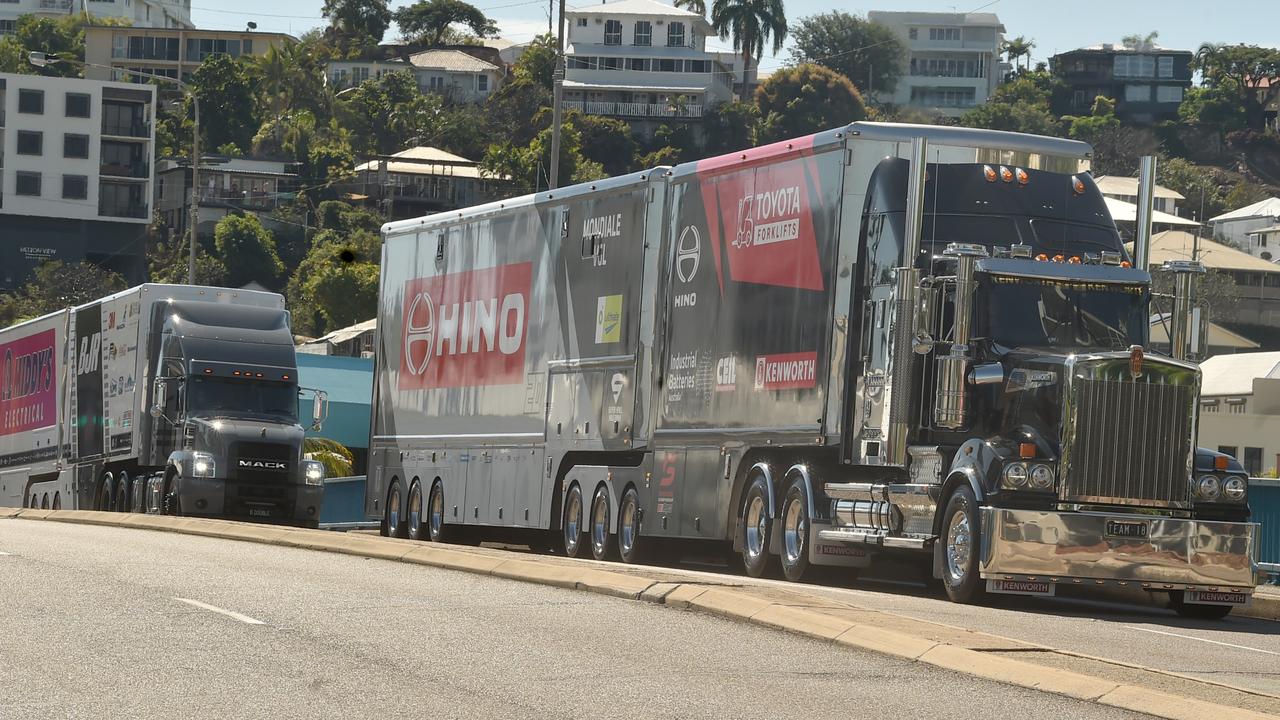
(809, 521, 872, 568)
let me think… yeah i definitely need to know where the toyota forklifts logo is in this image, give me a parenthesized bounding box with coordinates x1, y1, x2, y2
(405, 292, 436, 375)
(676, 226, 700, 283)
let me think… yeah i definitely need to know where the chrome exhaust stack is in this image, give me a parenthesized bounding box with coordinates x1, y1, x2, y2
(1134, 155, 1157, 272)
(885, 137, 928, 466)
(1162, 260, 1205, 361)
(934, 243, 988, 430)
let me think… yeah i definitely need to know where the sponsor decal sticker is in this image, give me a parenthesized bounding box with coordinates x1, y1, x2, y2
(1187, 590, 1250, 606)
(986, 579, 1055, 596)
(400, 263, 532, 389)
(595, 294, 623, 344)
(816, 544, 867, 558)
(753, 352, 818, 391)
(715, 354, 736, 392)
(0, 329, 57, 436)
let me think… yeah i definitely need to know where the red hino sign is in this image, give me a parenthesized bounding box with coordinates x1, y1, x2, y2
(753, 351, 818, 391)
(400, 263, 532, 389)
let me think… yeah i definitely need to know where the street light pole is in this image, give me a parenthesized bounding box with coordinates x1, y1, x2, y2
(28, 52, 200, 284)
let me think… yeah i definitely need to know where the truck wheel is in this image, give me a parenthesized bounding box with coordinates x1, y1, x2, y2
(558, 484, 586, 558)
(589, 485, 615, 561)
(940, 485, 985, 604)
(131, 475, 146, 513)
(114, 472, 130, 513)
(617, 487, 646, 564)
(162, 474, 182, 516)
(97, 474, 114, 512)
(741, 475, 777, 578)
(52, 492, 61, 510)
(406, 481, 426, 541)
(427, 481, 453, 543)
(382, 480, 407, 538)
(1169, 591, 1234, 620)
(780, 478, 813, 583)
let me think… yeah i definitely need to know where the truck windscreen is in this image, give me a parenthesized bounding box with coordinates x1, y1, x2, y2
(979, 275, 1148, 352)
(186, 376, 299, 420)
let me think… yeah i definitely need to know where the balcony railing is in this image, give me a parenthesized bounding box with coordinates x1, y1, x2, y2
(101, 121, 149, 139)
(100, 161, 149, 179)
(99, 202, 148, 219)
(566, 100, 704, 119)
(198, 188, 279, 211)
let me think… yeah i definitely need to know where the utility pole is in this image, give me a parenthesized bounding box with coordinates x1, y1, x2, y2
(189, 95, 200, 284)
(548, 0, 567, 189)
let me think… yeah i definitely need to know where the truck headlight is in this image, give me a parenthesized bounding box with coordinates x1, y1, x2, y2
(1223, 476, 1247, 501)
(1028, 463, 1055, 490)
(1197, 474, 1221, 501)
(190, 452, 216, 478)
(302, 460, 325, 486)
(1002, 462, 1028, 489)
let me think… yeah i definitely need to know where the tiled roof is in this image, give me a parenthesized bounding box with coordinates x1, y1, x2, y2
(408, 49, 500, 72)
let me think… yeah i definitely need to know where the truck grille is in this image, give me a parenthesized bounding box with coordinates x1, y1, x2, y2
(230, 442, 293, 484)
(1061, 357, 1198, 508)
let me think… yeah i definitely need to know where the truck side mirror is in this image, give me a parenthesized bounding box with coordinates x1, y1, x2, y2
(151, 379, 168, 418)
(310, 390, 329, 431)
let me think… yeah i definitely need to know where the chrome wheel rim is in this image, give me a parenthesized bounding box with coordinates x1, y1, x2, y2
(429, 487, 444, 539)
(783, 496, 806, 567)
(564, 490, 581, 554)
(945, 509, 971, 584)
(745, 494, 768, 561)
(388, 488, 401, 532)
(408, 486, 423, 539)
(619, 496, 637, 557)
(591, 492, 609, 556)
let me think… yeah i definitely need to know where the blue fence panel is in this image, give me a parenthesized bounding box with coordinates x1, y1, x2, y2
(1250, 479, 1280, 572)
(320, 475, 370, 529)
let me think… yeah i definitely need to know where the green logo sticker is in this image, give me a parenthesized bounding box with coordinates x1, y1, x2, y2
(595, 294, 622, 344)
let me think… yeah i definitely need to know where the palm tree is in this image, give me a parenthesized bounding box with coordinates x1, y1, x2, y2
(711, 0, 787, 103)
(1002, 35, 1034, 74)
(673, 0, 705, 16)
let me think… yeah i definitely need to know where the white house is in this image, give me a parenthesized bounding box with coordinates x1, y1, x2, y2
(0, 0, 191, 35)
(1198, 351, 1280, 476)
(563, 0, 735, 133)
(867, 11, 1006, 116)
(327, 49, 504, 104)
(0, 72, 156, 287)
(1093, 175, 1185, 216)
(1210, 196, 1280, 256)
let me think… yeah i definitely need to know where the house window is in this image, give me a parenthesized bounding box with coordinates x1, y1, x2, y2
(1124, 84, 1152, 102)
(62, 175, 88, 200)
(1219, 445, 1238, 458)
(656, 58, 677, 72)
(634, 20, 651, 46)
(1158, 56, 1173, 78)
(18, 89, 44, 114)
(576, 17, 587, 27)
(65, 92, 91, 119)
(15, 172, 41, 197)
(600, 57, 623, 70)
(1114, 54, 1155, 78)
(477, 74, 489, 91)
(908, 27, 917, 40)
(352, 66, 370, 83)
(331, 68, 348, 85)
(0, 19, 16, 36)
(1245, 447, 1263, 476)
(928, 28, 961, 41)
(64, 133, 90, 159)
(604, 19, 622, 45)
(667, 22, 685, 47)
(429, 76, 445, 90)
(16, 130, 43, 156)
(1227, 398, 1247, 414)
(1156, 85, 1183, 103)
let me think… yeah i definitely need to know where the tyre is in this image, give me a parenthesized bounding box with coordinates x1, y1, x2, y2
(940, 485, 985, 604)
(1169, 591, 1234, 620)
(52, 492, 61, 510)
(426, 481, 453, 543)
(589, 485, 615, 561)
(114, 472, 131, 513)
(406, 480, 426, 541)
(617, 487, 646, 564)
(131, 475, 146, 513)
(41, 493, 49, 509)
(162, 473, 182, 516)
(382, 480, 407, 538)
(780, 478, 813, 583)
(97, 473, 114, 512)
(558, 484, 586, 558)
(740, 474, 777, 578)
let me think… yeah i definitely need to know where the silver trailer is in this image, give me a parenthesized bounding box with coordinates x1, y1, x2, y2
(0, 284, 328, 525)
(369, 123, 1258, 617)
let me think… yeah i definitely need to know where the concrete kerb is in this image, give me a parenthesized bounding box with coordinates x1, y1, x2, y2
(6, 509, 1271, 720)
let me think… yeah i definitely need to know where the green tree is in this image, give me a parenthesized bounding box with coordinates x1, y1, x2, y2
(711, 0, 787, 103)
(1193, 44, 1280, 131)
(0, 13, 126, 77)
(1121, 31, 1160, 51)
(147, 225, 230, 286)
(485, 76, 552, 146)
(213, 214, 285, 289)
(960, 70, 1067, 136)
(1224, 182, 1270, 212)
(393, 0, 497, 46)
(1002, 35, 1035, 74)
(570, 112, 638, 176)
(1157, 157, 1226, 221)
(756, 64, 866, 143)
(673, 0, 706, 16)
(189, 55, 260, 155)
(322, 0, 392, 55)
(702, 101, 760, 155)
(512, 33, 557, 91)
(788, 12, 904, 97)
(339, 70, 443, 155)
(12, 262, 126, 320)
(287, 221, 382, 335)
(1178, 85, 1248, 134)
(304, 438, 355, 477)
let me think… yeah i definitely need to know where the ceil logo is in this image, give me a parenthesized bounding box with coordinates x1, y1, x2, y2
(400, 263, 533, 389)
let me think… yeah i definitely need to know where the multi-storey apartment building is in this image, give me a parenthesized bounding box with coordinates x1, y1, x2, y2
(84, 26, 294, 83)
(1050, 41, 1193, 123)
(0, 0, 191, 36)
(867, 11, 1005, 116)
(0, 72, 155, 287)
(562, 0, 734, 133)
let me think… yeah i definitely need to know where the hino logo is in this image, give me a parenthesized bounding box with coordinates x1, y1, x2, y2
(676, 226, 700, 283)
(404, 289, 525, 376)
(405, 292, 437, 376)
(239, 459, 288, 470)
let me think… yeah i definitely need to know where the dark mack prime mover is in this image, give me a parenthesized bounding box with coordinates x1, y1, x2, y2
(0, 284, 327, 526)
(369, 123, 1258, 617)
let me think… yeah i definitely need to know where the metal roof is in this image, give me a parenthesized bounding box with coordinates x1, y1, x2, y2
(1103, 197, 1198, 227)
(1127, 230, 1280, 273)
(568, 0, 704, 19)
(1093, 175, 1185, 200)
(1200, 351, 1280, 396)
(1209, 196, 1280, 223)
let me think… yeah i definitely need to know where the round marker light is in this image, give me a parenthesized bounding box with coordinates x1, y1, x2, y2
(1223, 476, 1247, 500)
(1035, 253, 1049, 262)
(1120, 260, 1132, 268)
(1029, 464, 1055, 489)
(1198, 475, 1221, 501)
(1071, 176, 1086, 194)
(1068, 256, 1082, 264)
(983, 165, 997, 182)
(1052, 254, 1066, 263)
(1000, 166, 1014, 183)
(1003, 462, 1028, 488)
(1015, 168, 1029, 185)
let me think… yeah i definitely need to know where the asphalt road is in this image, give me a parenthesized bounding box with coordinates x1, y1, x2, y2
(0, 521, 1150, 720)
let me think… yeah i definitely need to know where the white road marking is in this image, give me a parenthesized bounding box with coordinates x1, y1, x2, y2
(174, 598, 265, 625)
(1126, 625, 1280, 656)
(0, 551, 9, 556)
